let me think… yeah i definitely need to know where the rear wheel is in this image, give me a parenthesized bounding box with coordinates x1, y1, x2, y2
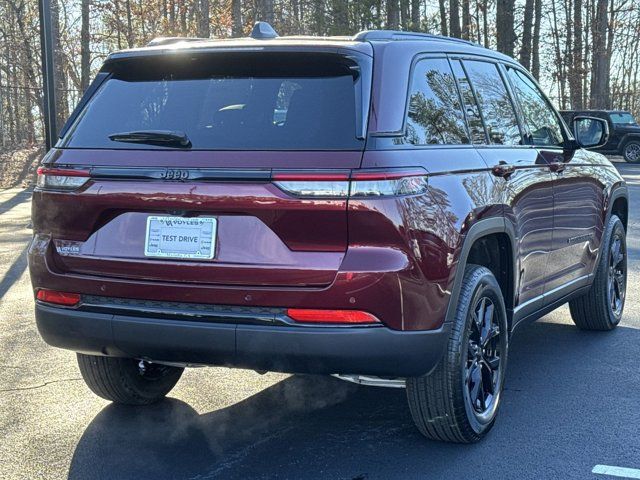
(622, 140, 640, 163)
(569, 215, 626, 330)
(406, 265, 508, 443)
(77, 354, 184, 405)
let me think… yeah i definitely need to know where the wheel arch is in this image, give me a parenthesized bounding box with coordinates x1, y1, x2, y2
(444, 217, 517, 330)
(608, 188, 628, 231)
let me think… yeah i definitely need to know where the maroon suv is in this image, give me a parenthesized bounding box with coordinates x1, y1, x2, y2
(29, 23, 628, 443)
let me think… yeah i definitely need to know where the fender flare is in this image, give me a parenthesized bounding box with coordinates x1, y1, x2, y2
(605, 184, 629, 226)
(618, 134, 640, 153)
(443, 217, 518, 326)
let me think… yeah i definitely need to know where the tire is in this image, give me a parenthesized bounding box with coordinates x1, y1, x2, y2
(622, 140, 640, 163)
(406, 265, 508, 443)
(569, 215, 627, 330)
(77, 354, 184, 405)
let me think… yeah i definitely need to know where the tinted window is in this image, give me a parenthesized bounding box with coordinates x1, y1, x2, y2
(463, 60, 521, 145)
(610, 112, 637, 125)
(451, 60, 486, 144)
(62, 56, 364, 151)
(507, 68, 564, 147)
(404, 58, 469, 145)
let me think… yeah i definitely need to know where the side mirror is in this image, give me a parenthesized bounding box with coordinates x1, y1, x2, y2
(572, 116, 609, 149)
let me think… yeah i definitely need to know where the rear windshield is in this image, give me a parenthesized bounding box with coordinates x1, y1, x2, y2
(61, 52, 367, 151)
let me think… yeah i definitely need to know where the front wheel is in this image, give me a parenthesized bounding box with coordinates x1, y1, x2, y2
(77, 354, 184, 405)
(569, 215, 626, 330)
(406, 265, 508, 443)
(622, 140, 640, 163)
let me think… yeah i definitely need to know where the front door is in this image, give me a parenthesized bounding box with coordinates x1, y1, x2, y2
(504, 66, 603, 297)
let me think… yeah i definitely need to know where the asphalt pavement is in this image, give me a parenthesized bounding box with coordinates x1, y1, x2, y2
(0, 163, 639, 480)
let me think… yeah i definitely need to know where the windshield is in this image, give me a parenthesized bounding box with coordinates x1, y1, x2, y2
(61, 52, 368, 151)
(610, 112, 637, 125)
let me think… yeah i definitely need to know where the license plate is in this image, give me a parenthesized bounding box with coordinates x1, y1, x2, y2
(144, 216, 217, 260)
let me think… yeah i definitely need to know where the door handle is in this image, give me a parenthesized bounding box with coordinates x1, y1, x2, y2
(491, 162, 515, 179)
(548, 162, 566, 173)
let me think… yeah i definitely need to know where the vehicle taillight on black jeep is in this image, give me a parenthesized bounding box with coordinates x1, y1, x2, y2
(272, 168, 428, 198)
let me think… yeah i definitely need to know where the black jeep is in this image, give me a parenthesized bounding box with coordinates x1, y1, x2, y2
(561, 110, 640, 162)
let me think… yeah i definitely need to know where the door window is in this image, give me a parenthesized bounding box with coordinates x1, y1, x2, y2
(463, 60, 522, 146)
(404, 58, 470, 145)
(507, 68, 565, 147)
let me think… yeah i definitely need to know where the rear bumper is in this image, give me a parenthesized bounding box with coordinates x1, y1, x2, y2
(35, 303, 451, 377)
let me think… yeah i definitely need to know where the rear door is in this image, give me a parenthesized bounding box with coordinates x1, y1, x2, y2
(459, 58, 555, 308)
(38, 50, 371, 288)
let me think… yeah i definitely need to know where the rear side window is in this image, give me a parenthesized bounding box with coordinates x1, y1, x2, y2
(463, 60, 521, 146)
(404, 58, 469, 145)
(506, 68, 564, 147)
(61, 53, 366, 151)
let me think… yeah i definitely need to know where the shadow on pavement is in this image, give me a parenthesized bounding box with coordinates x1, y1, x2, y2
(0, 188, 31, 214)
(68, 320, 640, 480)
(0, 243, 29, 300)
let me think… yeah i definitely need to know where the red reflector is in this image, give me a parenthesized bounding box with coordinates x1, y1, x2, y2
(36, 289, 81, 306)
(286, 308, 380, 324)
(272, 171, 350, 181)
(36, 167, 90, 177)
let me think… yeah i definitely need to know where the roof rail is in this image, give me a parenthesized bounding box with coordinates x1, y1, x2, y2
(353, 30, 476, 45)
(146, 37, 208, 47)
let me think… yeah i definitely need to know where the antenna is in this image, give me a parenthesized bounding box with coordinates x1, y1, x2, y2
(250, 22, 279, 39)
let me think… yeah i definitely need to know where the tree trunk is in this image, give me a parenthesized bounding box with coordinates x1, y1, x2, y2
(531, 0, 542, 78)
(449, 0, 461, 38)
(411, 0, 420, 30)
(496, 0, 516, 56)
(570, 0, 584, 108)
(438, 0, 448, 36)
(257, 0, 275, 24)
(400, 0, 410, 29)
(232, 0, 243, 36)
(387, 0, 400, 29)
(51, 0, 69, 133)
(197, 0, 210, 37)
(461, 0, 471, 39)
(124, 0, 134, 47)
(590, 0, 609, 108)
(482, 0, 489, 47)
(519, 0, 534, 70)
(80, 0, 91, 92)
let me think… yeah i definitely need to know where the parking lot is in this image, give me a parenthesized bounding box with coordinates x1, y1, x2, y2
(1, 162, 639, 480)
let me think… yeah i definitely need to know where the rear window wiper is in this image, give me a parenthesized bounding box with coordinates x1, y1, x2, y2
(108, 130, 192, 148)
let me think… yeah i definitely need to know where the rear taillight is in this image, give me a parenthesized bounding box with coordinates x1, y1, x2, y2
(350, 169, 428, 197)
(36, 167, 90, 190)
(272, 171, 351, 198)
(272, 169, 428, 198)
(36, 289, 81, 306)
(286, 308, 380, 324)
